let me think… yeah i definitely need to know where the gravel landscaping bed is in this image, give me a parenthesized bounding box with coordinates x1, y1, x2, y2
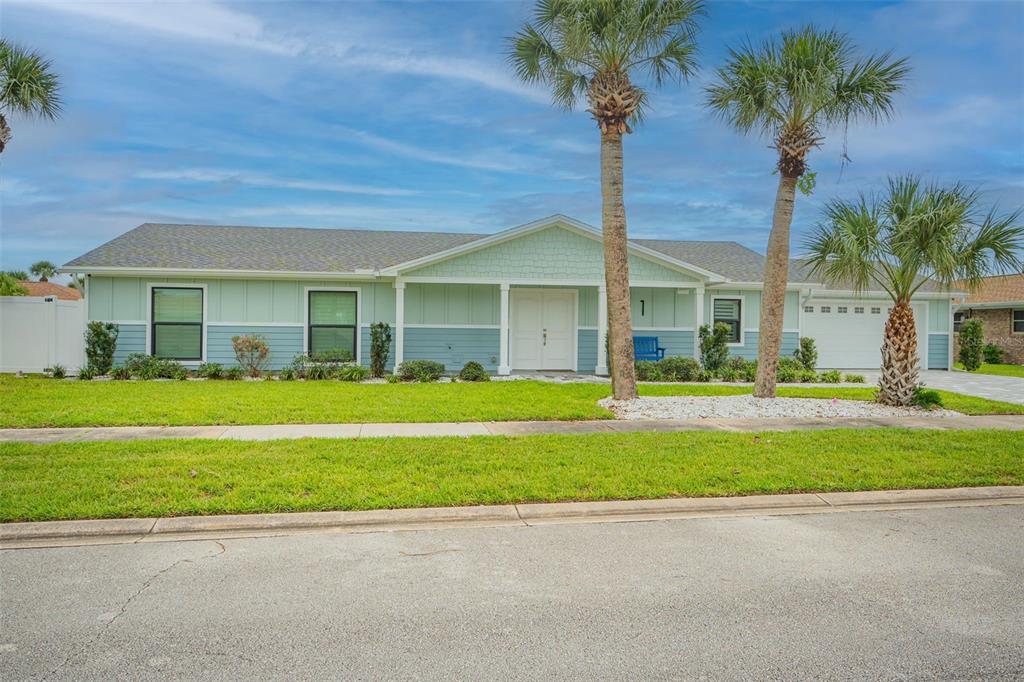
(600, 395, 962, 420)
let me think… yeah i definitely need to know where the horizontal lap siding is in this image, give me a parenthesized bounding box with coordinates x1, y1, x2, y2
(729, 331, 799, 361)
(207, 326, 303, 370)
(652, 331, 694, 358)
(927, 333, 949, 369)
(578, 330, 597, 372)
(403, 328, 500, 373)
(360, 326, 396, 371)
(112, 324, 146, 364)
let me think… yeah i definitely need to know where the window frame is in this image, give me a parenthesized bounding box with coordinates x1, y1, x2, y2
(710, 295, 744, 346)
(1013, 309, 1024, 334)
(953, 310, 968, 333)
(146, 283, 207, 362)
(303, 287, 361, 362)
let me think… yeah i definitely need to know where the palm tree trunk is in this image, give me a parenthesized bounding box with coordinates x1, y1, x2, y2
(0, 113, 11, 154)
(753, 173, 798, 398)
(877, 299, 919, 406)
(601, 129, 637, 400)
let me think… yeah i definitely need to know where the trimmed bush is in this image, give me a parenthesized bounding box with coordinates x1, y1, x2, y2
(698, 323, 731, 372)
(123, 353, 180, 380)
(397, 360, 445, 382)
(844, 373, 866, 383)
(370, 322, 392, 378)
(197, 362, 223, 379)
(658, 356, 700, 382)
(983, 343, 1004, 365)
(223, 367, 243, 381)
(776, 356, 804, 383)
(48, 364, 66, 379)
(695, 369, 713, 382)
(912, 387, 943, 410)
(77, 366, 95, 381)
(958, 318, 984, 371)
(278, 367, 297, 381)
(110, 365, 132, 380)
(84, 321, 119, 375)
(818, 369, 842, 383)
(635, 361, 663, 382)
(313, 349, 353, 363)
(793, 337, 818, 371)
(740, 360, 757, 383)
(232, 334, 270, 377)
(458, 361, 490, 382)
(718, 367, 739, 382)
(336, 364, 370, 382)
(173, 366, 190, 381)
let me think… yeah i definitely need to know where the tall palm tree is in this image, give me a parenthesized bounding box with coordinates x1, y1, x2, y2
(30, 260, 57, 281)
(705, 27, 909, 398)
(803, 176, 1023, 406)
(509, 0, 703, 400)
(0, 39, 62, 154)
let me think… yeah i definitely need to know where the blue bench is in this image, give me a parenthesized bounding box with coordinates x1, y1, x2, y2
(633, 336, 666, 362)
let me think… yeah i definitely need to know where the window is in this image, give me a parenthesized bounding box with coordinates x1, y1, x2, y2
(854, 307, 864, 314)
(712, 298, 741, 343)
(953, 311, 968, 332)
(837, 306, 848, 313)
(804, 305, 814, 313)
(151, 287, 203, 360)
(1013, 310, 1024, 333)
(820, 306, 831, 313)
(871, 307, 881, 314)
(308, 290, 357, 358)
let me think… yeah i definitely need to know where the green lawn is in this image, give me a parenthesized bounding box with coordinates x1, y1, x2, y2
(1, 429, 1021, 522)
(954, 362, 1024, 378)
(2, 375, 1021, 427)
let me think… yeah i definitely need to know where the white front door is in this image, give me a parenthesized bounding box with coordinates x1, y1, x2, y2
(511, 289, 576, 370)
(802, 300, 927, 368)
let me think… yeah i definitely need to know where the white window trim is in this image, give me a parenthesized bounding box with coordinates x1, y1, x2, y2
(710, 294, 745, 347)
(303, 286, 361, 364)
(145, 282, 208, 363)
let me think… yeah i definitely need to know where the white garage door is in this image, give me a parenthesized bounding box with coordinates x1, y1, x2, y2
(802, 300, 927, 369)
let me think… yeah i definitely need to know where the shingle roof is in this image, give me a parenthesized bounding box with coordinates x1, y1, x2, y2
(64, 223, 488, 272)
(953, 273, 1024, 305)
(633, 238, 815, 283)
(17, 281, 82, 300)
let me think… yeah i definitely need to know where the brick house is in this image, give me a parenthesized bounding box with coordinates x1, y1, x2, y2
(953, 274, 1024, 364)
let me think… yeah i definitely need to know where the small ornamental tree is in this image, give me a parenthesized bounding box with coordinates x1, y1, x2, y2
(958, 318, 984, 372)
(369, 322, 392, 378)
(231, 334, 270, 377)
(84, 321, 118, 375)
(698, 322, 731, 371)
(793, 337, 818, 371)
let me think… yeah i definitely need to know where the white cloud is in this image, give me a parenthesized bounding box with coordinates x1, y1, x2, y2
(333, 126, 533, 173)
(135, 168, 419, 197)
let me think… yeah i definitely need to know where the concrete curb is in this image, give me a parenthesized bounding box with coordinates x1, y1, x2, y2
(3, 486, 1022, 549)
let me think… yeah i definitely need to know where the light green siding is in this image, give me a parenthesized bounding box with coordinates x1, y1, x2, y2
(405, 284, 499, 326)
(631, 288, 695, 329)
(406, 225, 698, 282)
(704, 290, 800, 330)
(928, 298, 951, 332)
(927, 333, 950, 369)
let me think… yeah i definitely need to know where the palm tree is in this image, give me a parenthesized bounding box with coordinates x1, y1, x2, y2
(803, 176, 1023, 406)
(30, 260, 57, 281)
(509, 0, 703, 400)
(705, 27, 909, 398)
(1, 39, 62, 154)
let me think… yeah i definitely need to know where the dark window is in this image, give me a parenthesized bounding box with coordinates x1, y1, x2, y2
(1013, 309, 1024, 333)
(713, 298, 741, 343)
(954, 311, 968, 332)
(308, 290, 357, 358)
(151, 287, 203, 360)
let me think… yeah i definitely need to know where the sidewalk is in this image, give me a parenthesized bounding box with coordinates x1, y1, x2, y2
(3, 485, 1022, 550)
(3, 414, 1024, 443)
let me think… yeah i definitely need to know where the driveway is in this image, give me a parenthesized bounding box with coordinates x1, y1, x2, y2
(3, 505, 1022, 680)
(856, 369, 1024, 404)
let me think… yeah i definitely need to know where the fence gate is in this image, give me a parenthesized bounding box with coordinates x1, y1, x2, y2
(0, 296, 87, 373)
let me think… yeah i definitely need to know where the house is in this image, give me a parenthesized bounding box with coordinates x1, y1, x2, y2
(61, 215, 957, 373)
(953, 274, 1024, 364)
(16, 281, 82, 301)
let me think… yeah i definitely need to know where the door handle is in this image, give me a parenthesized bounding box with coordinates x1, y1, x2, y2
(543, 329, 547, 346)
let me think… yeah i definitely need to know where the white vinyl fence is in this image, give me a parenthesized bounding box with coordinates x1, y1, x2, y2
(0, 296, 87, 373)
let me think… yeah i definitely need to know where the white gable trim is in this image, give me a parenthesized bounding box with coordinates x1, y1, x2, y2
(379, 214, 726, 282)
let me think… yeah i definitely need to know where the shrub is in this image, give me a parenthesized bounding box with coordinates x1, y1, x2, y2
(123, 353, 180, 379)
(336, 364, 370, 382)
(48, 364, 66, 379)
(695, 369, 713, 382)
(77, 366, 95, 380)
(635, 361, 662, 382)
(173, 366, 190, 381)
(397, 360, 445, 382)
(912, 387, 943, 410)
(278, 367, 297, 381)
(983, 343, 1004, 365)
(370, 322, 392, 378)
(798, 369, 818, 383)
(84, 321, 119, 375)
(458, 361, 490, 382)
(818, 369, 842, 383)
(223, 367, 243, 381)
(658, 356, 699, 382)
(232, 334, 270, 377)
(958, 318, 984, 371)
(718, 367, 739, 382)
(844, 373, 866, 383)
(313, 349, 353, 364)
(197, 362, 223, 379)
(740, 360, 757, 382)
(776, 356, 804, 383)
(793, 337, 818, 371)
(110, 365, 132, 380)
(305, 362, 333, 380)
(386, 373, 400, 384)
(698, 323, 731, 371)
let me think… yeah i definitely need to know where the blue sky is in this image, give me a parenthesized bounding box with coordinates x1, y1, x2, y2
(2, 0, 1022, 276)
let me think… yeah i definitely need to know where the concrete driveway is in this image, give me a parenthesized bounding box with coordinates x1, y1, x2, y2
(855, 369, 1024, 404)
(3, 505, 1022, 680)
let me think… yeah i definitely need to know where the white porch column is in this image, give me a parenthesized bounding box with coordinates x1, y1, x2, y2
(693, 286, 705, 360)
(596, 285, 608, 376)
(498, 283, 511, 375)
(394, 281, 405, 370)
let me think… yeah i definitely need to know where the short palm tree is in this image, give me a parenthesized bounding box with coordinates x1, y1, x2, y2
(30, 260, 57, 281)
(509, 0, 703, 400)
(705, 27, 909, 398)
(0, 39, 62, 154)
(803, 176, 1023, 406)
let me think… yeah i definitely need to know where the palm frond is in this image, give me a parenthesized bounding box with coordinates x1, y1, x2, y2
(0, 39, 62, 119)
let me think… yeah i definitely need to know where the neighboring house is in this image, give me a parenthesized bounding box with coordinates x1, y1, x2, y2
(953, 274, 1024, 364)
(17, 281, 82, 301)
(61, 215, 957, 373)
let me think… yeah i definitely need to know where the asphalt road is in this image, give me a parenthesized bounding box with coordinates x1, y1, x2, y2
(3, 506, 1023, 680)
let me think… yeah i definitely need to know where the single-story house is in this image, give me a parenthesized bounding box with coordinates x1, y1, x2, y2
(61, 215, 956, 373)
(953, 274, 1024, 364)
(16, 281, 82, 301)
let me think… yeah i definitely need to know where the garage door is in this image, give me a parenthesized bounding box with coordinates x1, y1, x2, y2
(802, 300, 926, 369)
